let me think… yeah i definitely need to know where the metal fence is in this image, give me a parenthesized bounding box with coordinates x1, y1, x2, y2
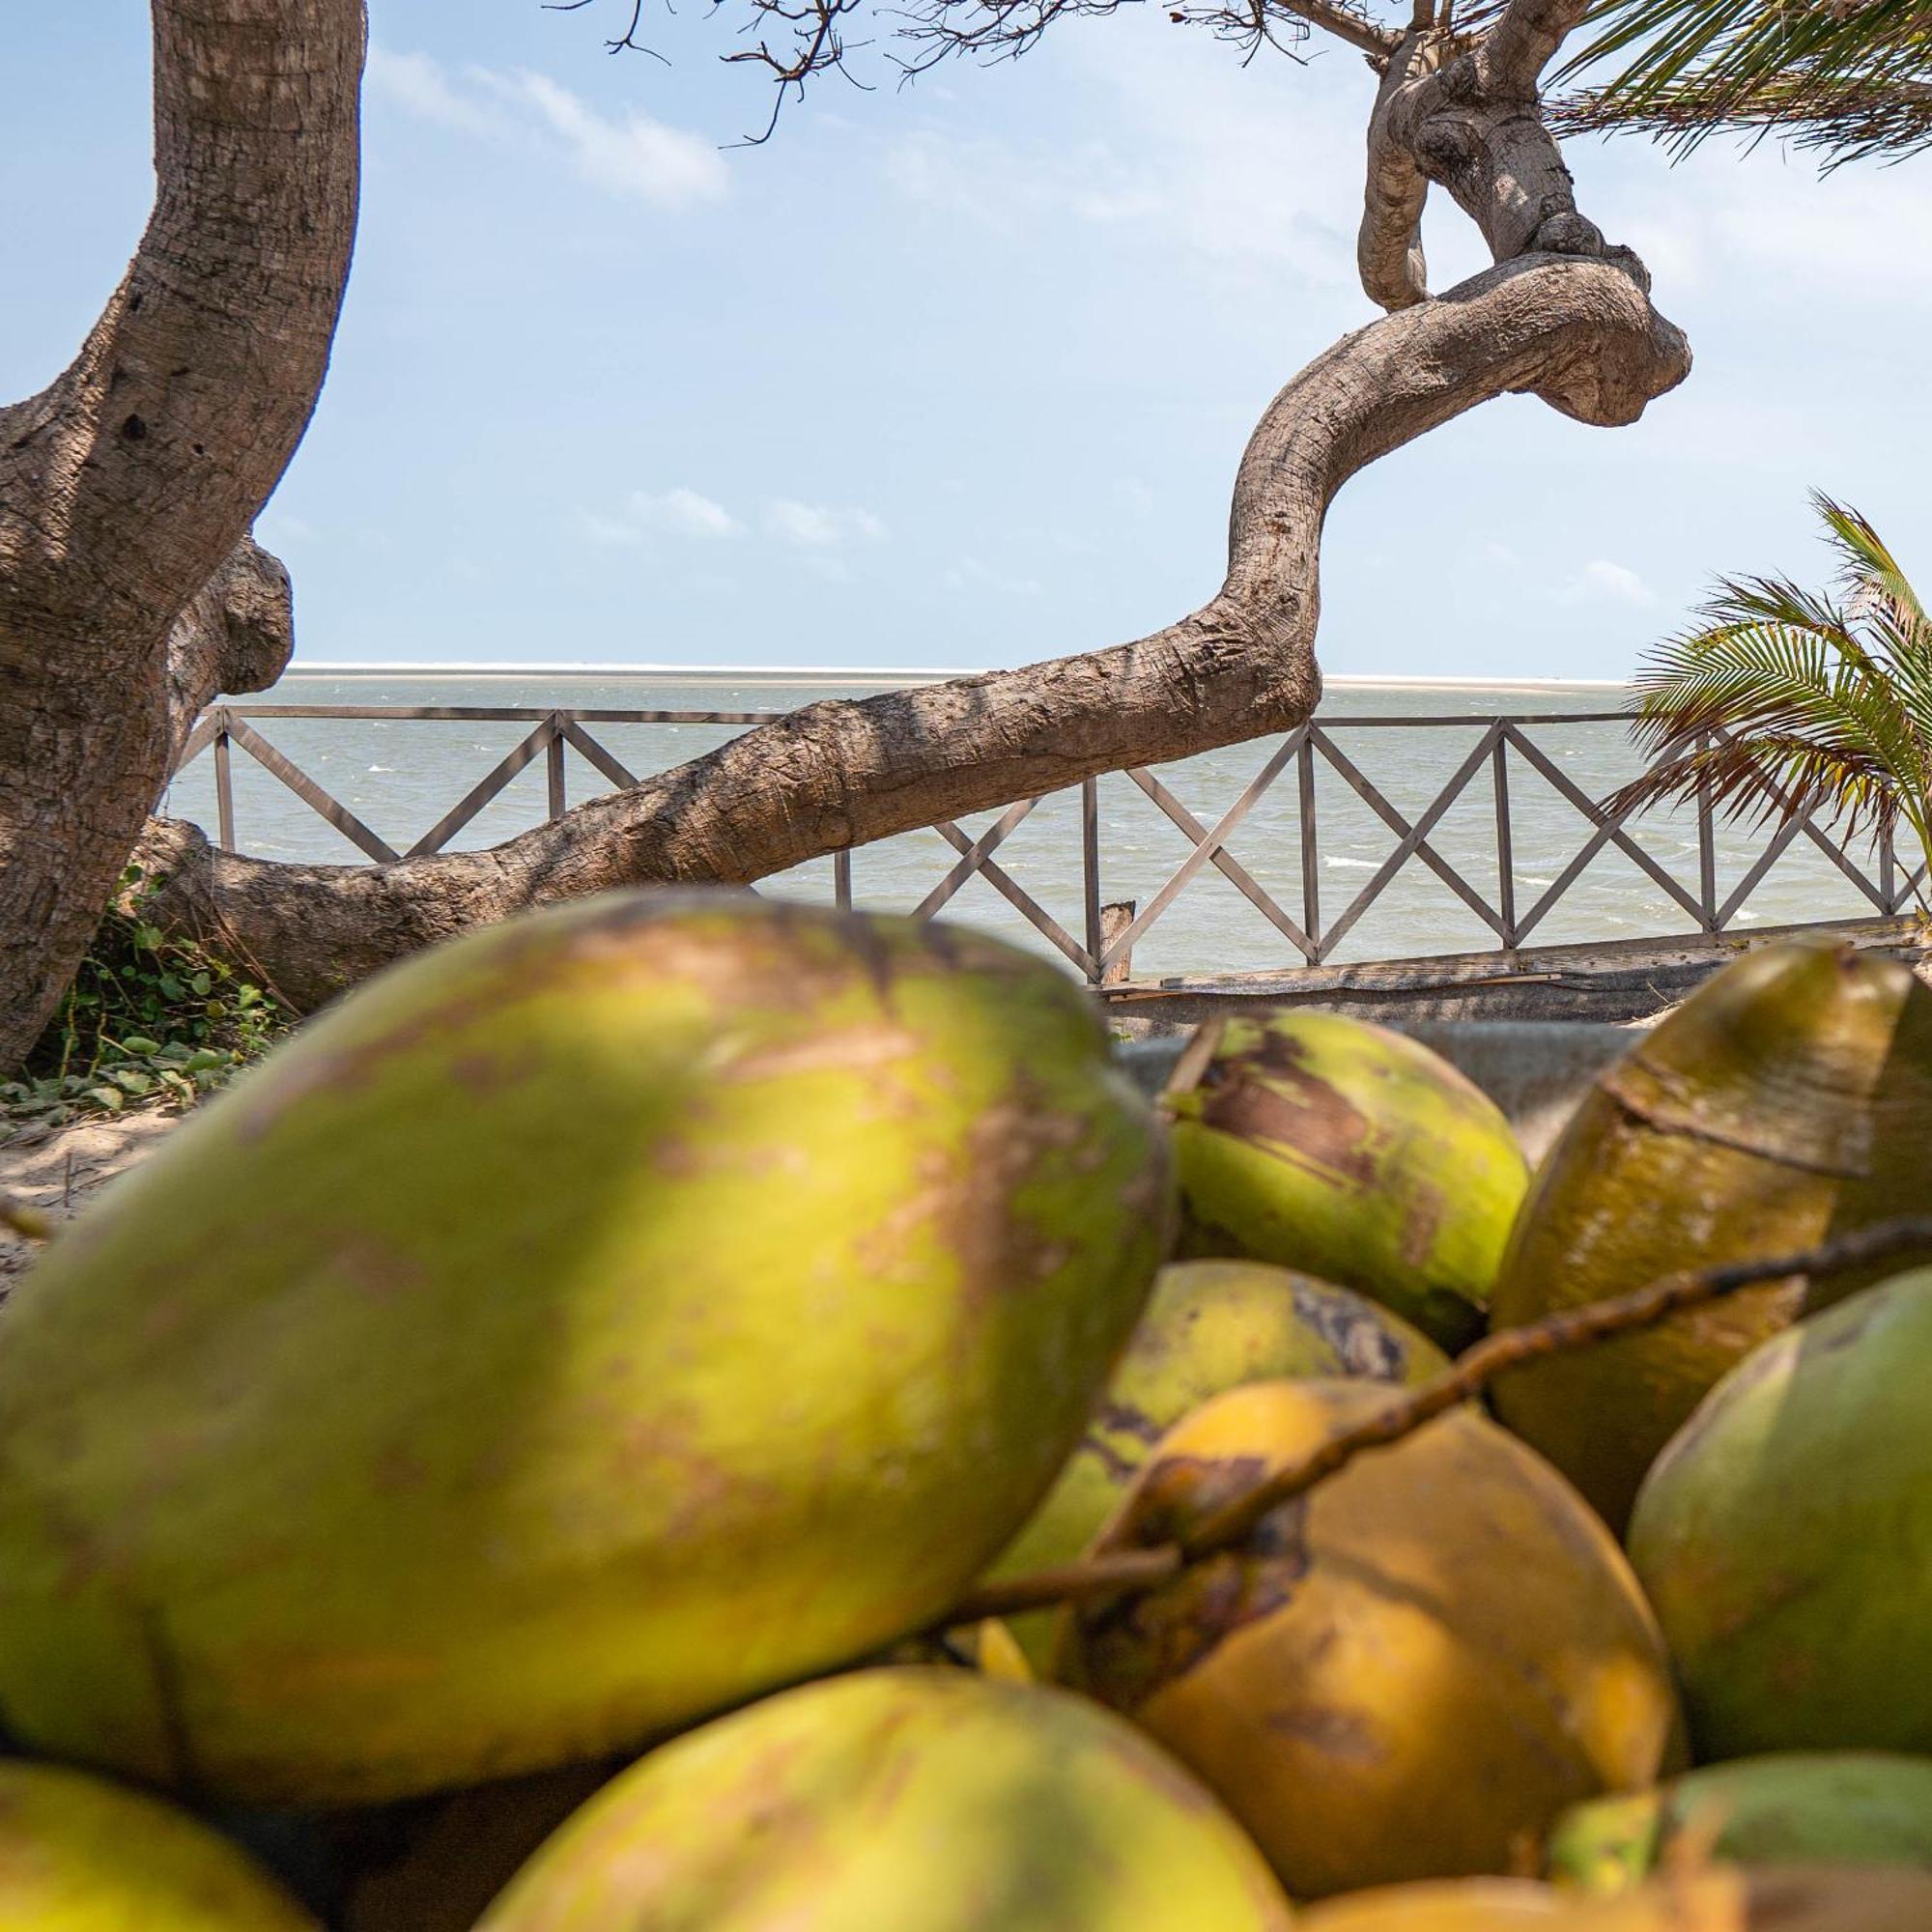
(171, 702, 1928, 987)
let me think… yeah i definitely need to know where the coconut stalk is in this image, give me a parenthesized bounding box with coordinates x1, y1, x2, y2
(939, 1214, 1932, 1625)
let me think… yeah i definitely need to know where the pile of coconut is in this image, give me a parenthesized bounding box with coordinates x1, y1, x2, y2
(0, 893, 1926, 1931)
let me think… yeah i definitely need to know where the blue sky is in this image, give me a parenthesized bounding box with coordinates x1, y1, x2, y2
(4, 2, 1928, 679)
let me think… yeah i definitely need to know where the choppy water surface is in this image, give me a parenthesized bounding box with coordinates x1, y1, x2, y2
(163, 671, 1906, 981)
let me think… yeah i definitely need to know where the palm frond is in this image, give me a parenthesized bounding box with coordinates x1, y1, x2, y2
(1613, 498, 1932, 905)
(1554, 0, 1932, 165)
(1554, 71, 1932, 165)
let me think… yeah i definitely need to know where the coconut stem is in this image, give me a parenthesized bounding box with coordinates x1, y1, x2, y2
(940, 1215, 1932, 1627)
(0, 1191, 50, 1243)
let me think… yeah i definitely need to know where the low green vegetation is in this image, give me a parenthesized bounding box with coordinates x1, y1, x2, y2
(1, 868, 287, 1133)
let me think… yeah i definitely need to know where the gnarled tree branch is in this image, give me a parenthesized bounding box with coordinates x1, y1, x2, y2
(142, 252, 1689, 1011)
(1357, 0, 1626, 311)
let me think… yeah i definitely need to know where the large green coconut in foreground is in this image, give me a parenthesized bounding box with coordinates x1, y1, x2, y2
(1630, 1267, 1932, 1762)
(1167, 1010, 1528, 1350)
(0, 894, 1170, 1806)
(1547, 1752, 1932, 1893)
(476, 1666, 1293, 1930)
(1065, 1379, 1681, 1898)
(1490, 943, 1932, 1529)
(986, 1260, 1447, 1668)
(0, 1761, 316, 1928)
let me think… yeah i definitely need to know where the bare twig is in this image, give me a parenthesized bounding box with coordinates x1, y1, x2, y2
(937, 1215, 1932, 1626)
(544, 0, 672, 60)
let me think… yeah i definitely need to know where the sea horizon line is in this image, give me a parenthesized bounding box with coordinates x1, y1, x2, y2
(279, 661, 1633, 694)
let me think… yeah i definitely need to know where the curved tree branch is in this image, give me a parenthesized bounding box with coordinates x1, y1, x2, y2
(142, 253, 1690, 1011)
(0, 1, 363, 1067)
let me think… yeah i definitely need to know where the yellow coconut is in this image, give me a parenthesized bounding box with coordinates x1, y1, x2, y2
(1629, 1268, 1932, 1761)
(0, 894, 1170, 1805)
(0, 1760, 315, 1928)
(1167, 1010, 1529, 1350)
(476, 1666, 1295, 1930)
(1490, 943, 1932, 1528)
(1065, 1379, 1681, 1898)
(987, 1260, 1446, 1667)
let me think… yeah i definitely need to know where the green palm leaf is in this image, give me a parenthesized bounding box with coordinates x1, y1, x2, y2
(1555, 0, 1932, 164)
(1610, 497, 1932, 910)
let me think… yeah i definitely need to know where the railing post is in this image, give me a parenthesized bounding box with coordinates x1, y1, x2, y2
(1881, 822, 1899, 914)
(1491, 727, 1516, 952)
(834, 848, 853, 912)
(1296, 732, 1321, 962)
(213, 709, 236, 852)
(1081, 777, 1102, 984)
(1695, 731, 1719, 930)
(1099, 900, 1137, 986)
(546, 712, 567, 821)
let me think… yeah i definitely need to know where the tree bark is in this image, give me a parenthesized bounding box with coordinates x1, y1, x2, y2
(0, 1, 362, 1068)
(143, 251, 1689, 1011)
(163, 536, 297, 768)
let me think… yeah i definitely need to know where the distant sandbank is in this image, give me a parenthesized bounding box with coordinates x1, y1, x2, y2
(280, 662, 1630, 694)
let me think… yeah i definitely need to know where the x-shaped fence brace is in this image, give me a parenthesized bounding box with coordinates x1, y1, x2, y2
(174, 705, 1926, 987)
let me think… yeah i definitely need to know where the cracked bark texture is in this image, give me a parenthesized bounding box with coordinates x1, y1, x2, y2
(0, 2, 361, 1067)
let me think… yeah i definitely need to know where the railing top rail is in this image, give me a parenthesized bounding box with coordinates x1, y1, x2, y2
(173, 701, 1917, 991)
(211, 702, 1638, 728)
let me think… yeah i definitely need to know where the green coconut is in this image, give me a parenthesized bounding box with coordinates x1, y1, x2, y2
(986, 1259, 1447, 1668)
(1630, 1266, 1932, 1762)
(1547, 1753, 1932, 1894)
(1490, 943, 1932, 1529)
(0, 893, 1170, 1806)
(1166, 1010, 1529, 1350)
(0, 1761, 315, 1929)
(475, 1666, 1294, 1930)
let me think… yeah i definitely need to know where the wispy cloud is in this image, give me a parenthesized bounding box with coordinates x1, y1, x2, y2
(766, 500, 887, 547)
(582, 487, 743, 545)
(369, 47, 726, 212)
(497, 71, 728, 210)
(366, 47, 502, 136)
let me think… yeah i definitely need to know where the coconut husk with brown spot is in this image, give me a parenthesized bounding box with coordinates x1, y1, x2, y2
(1489, 942, 1932, 1530)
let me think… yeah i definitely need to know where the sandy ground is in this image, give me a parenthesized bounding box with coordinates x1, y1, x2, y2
(0, 1107, 181, 1293)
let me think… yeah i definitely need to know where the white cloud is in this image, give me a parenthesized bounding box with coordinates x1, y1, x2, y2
(366, 47, 504, 136)
(502, 71, 727, 211)
(582, 487, 744, 545)
(370, 47, 725, 212)
(884, 40, 1368, 291)
(1561, 559, 1657, 609)
(766, 500, 886, 547)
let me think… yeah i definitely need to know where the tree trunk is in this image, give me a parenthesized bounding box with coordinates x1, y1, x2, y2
(144, 250, 1688, 1012)
(0, 1, 362, 1069)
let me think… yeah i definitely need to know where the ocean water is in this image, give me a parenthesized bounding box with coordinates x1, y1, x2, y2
(162, 669, 1909, 982)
